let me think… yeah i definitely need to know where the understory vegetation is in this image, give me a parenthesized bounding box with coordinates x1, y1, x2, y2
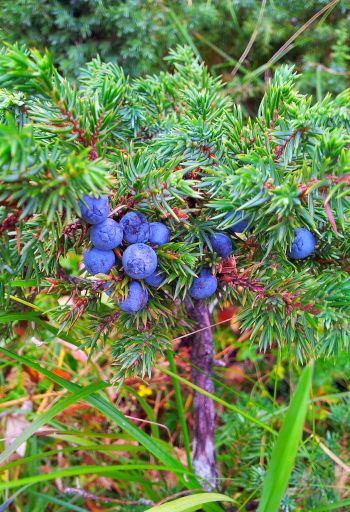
(1, 323, 349, 510)
(0, 1, 350, 511)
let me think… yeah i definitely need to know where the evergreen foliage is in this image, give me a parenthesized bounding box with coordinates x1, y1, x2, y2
(0, 43, 349, 385)
(0, 1, 349, 100)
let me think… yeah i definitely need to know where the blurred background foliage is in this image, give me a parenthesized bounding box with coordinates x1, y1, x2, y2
(1, 1, 350, 510)
(1, 0, 349, 109)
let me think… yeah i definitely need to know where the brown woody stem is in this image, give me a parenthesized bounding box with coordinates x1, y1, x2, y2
(185, 298, 217, 491)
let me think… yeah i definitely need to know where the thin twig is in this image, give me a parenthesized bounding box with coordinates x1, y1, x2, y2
(231, 0, 267, 77)
(171, 318, 231, 343)
(0, 390, 67, 410)
(123, 415, 172, 441)
(306, 62, 350, 76)
(311, 434, 350, 474)
(64, 488, 154, 505)
(108, 204, 127, 217)
(267, 0, 340, 67)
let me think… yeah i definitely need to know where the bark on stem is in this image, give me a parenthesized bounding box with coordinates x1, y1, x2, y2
(185, 298, 217, 491)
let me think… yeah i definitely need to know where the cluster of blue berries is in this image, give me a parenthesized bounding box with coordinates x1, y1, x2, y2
(187, 212, 253, 299)
(225, 211, 316, 259)
(188, 218, 317, 298)
(78, 195, 316, 310)
(79, 194, 170, 314)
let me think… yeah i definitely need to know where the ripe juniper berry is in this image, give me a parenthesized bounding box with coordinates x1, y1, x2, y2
(189, 268, 218, 299)
(122, 243, 157, 279)
(209, 232, 232, 258)
(120, 212, 150, 243)
(78, 194, 109, 225)
(90, 218, 123, 250)
(144, 267, 166, 287)
(287, 227, 316, 259)
(83, 247, 115, 275)
(149, 222, 170, 246)
(118, 281, 148, 313)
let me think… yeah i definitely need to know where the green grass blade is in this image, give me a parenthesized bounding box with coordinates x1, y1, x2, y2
(0, 444, 147, 473)
(4, 279, 39, 287)
(0, 311, 81, 347)
(166, 349, 193, 472)
(227, 1, 241, 34)
(0, 484, 33, 512)
(0, 464, 202, 491)
(0, 381, 107, 465)
(146, 492, 235, 512)
(35, 317, 80, 346)
(4, 294, 44, 311)
(26, 490, 89, 512)
(0, 311, 42, 323)
(192, 32, 237, 63)
(257, 361, 314, 512)
(178, 353, 276, 412)
(154, 364, 275, 435)
(124, 384, 160, 438)
(0, 348, 195, 487)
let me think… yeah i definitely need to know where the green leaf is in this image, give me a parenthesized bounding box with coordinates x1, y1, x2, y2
(0, 464, 193, 491)
(0, 311, 42, 323)
(26, 491, 88, 512)
(146, 493, 235, 512)
(257, 361, 314, 512)
(166, 349, 193, 472)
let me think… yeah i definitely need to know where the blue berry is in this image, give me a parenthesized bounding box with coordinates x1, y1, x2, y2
(118, 281, 148, 314)
(78, 194, 109, 225)
(144, 267, 166, 287)
(120, 212, 150, 243)
(189, 268, 217, 300)
(209, 232, 232, 258)
(149, 222, 170, 246)
(83, 248, 115, 275)
(90, 219, 123, 250)
(225, 211, 249, 233)
(287, 228, 316, 259)
(122, 243, 157, 279)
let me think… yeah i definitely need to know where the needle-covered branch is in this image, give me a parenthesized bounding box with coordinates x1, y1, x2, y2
(0, 44, 349, 376)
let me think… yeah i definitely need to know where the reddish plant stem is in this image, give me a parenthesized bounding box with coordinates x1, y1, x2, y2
(57, 104, 103, 160)
(217, 258, 321, 315)
(96, 311, 121, 333)
(264, 174, 350, 199)
(0, 211, 21, 233)
(273, 126, 309, 161)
